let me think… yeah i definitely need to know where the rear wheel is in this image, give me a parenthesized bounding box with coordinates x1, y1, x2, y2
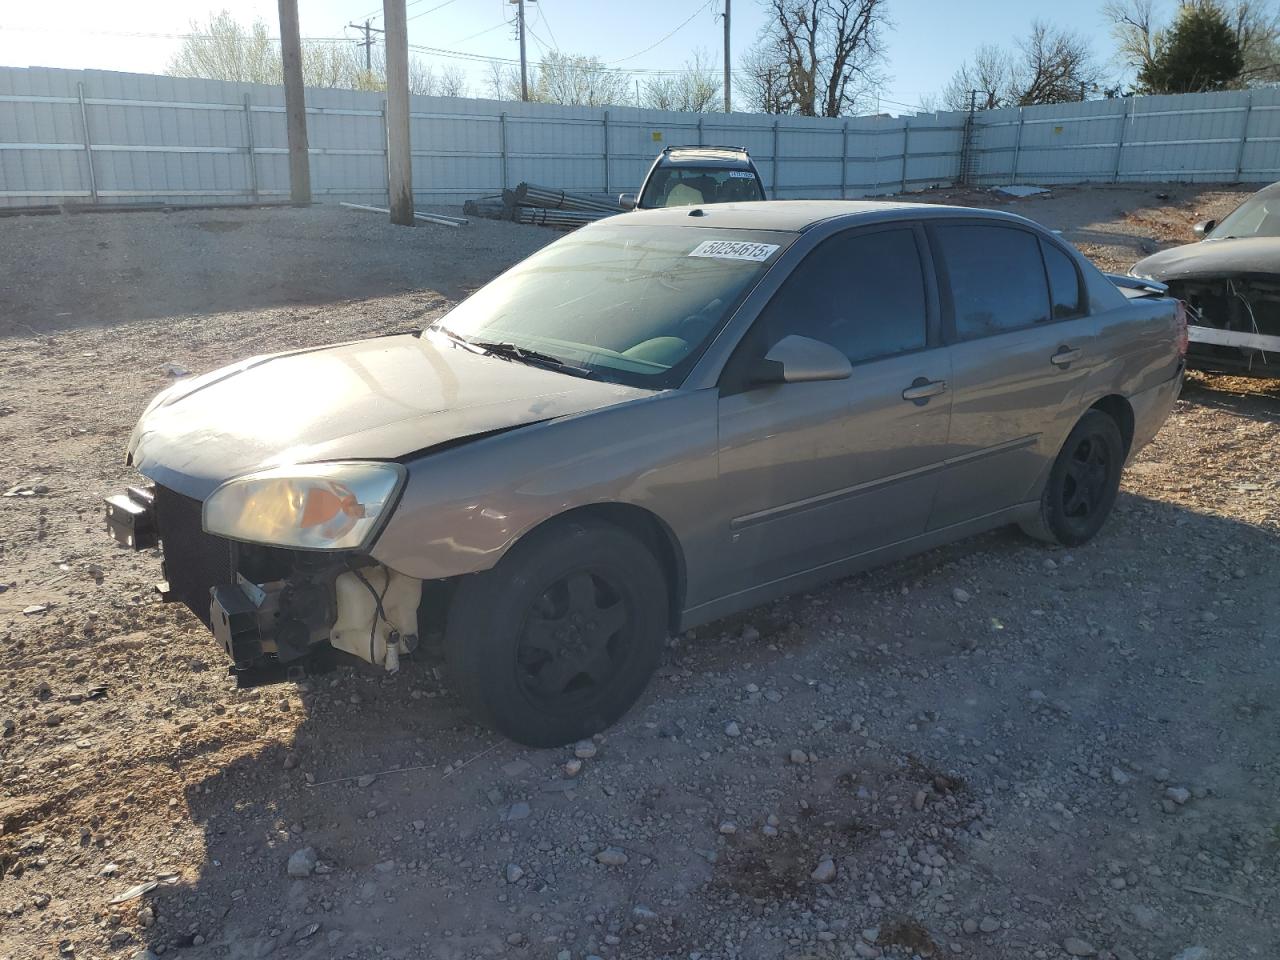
(443, 519, 667, 747)
(1021, 410, 1125, 547)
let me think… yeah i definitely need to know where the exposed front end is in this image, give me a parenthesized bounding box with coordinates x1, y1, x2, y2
(105, 482, 421, 683)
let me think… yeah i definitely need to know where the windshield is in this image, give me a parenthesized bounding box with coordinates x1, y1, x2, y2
(434, 224, 791, 388)
(640, 166, 766, 208)
(1209, 191, 1280, 238)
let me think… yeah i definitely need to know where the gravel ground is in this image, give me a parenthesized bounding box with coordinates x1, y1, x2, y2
(1, 187, 1277, 960)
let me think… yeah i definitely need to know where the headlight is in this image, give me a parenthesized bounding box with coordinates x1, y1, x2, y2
(203, 462, 405, 550)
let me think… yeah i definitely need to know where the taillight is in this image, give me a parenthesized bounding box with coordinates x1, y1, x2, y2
(1174, 299, 1189, 358)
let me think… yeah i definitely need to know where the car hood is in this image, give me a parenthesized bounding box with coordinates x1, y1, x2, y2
(131, 332, 653, 500)
(1131, 236, 1280, 281)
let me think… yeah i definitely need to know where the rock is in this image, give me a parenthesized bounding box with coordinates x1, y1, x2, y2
(287, 847, 317, 878)
(563, 758, 583, 777)
(913, 789, 927, 811)
(810, 857, 836, 883)
(596, 847, 628, 866)
(718, 821, 737, 835)
(632, 905, 657, 920)
(283, 751, 299, 770)
(952, 587, 971, 603)
(1171, 948, 1210, 960)
(1110, 766, 1131, 785)
(501, 801, 531, 822)
(724, 721, 741, 738)
(2, 718, 13, 737)
(741, 624, 761, 643)
(1130, 905, 1159, 931)
(131, 951, 160, 960)
(505, 863, 524, 884)
(357, 774, 377, 788)
(962, 919, 979, 934)
(979, 916, 999, 933)
(1165, 786, 1191, 805)
(136, 906, 154, 928)
(373, 859, 396, 873)
(502, 759, 531, 777)
(506, 933, 525, 946)
(574, 739, 597, 759)
(789, 748, 808, 764)
(853, 942, 881, 959)
(1063, 937, 1097, 956)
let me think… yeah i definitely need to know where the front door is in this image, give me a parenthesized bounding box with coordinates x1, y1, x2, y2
(925, 222, 1101, 529)
(711, 224, 953, 600)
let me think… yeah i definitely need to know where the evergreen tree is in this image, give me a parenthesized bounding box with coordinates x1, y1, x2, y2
(1139, 2, 1245, 92)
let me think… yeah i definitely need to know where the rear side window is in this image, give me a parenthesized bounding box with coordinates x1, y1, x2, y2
(755, 227, 928, 363)
(1042, 241, 1085, 319)
(934, 224, 1050, 339)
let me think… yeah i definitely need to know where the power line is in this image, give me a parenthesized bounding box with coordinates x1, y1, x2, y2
(537, 3, 560, 51)
(408, 0, 466, 24)
(609, 0, 714, 64)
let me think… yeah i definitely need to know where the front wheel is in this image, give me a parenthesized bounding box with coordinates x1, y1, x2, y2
(1021, 409, 1125, 547)
(443, 519, 668, 747)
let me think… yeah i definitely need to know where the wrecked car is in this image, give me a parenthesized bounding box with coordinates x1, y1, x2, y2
(1131, 181, 1280, 377)
(620, 145, 767, 210)
(106, 200, 1185, 747)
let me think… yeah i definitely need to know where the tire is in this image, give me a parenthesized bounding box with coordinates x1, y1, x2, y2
(443, 518, 668, 747)
(1020, 409, 1125, 547)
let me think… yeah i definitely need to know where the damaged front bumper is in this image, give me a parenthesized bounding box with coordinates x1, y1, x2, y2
(104, 483, 421, 683)
(1167, 276, 1280, 378)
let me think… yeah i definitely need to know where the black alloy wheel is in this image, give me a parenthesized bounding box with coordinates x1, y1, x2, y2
(1021, 409, 1125, 547)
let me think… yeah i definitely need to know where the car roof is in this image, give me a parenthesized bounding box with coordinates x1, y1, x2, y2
(656, 146, 754, 168)
(610, 199, 1043, 233)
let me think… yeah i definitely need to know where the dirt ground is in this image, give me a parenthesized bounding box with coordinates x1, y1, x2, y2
(1, 185, 1277, 960)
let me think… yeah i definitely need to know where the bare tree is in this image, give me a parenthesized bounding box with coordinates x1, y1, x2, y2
(738, 41, 789, 113)
(746, 0, 890, 117)
(941, 44, 1015, 110)
(1013, 22, 1104, 103)
(488, 52, 632, 106)
(643, 50, 722, 112)
(1104, 0, 1159, 79)
(940, 22, 1101, 110)
(167, 11, 280, 84)
(437, 64, 469, 98)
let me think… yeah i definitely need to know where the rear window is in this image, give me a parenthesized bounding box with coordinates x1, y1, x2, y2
(641, 166, 765, 208)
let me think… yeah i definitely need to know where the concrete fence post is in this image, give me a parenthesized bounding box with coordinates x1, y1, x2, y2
(242, 93, 259, 201)
(380, 99, 390, 205)
(76, 81, 98, 205)
(1235, 90, 1253, 182)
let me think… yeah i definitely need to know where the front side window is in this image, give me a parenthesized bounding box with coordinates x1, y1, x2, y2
(753, 227, 929, 363)
(434, 225, 792, 388)
(934, 224, 1050, 339)
(641, 167, 765, 208)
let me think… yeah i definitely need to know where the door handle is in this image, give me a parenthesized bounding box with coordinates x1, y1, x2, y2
(902, 378, 947, 404)
(1051, 346, 1082, 367)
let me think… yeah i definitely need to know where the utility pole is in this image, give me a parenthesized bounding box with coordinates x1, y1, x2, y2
(383, 0, 414, 225)
(277, 0, 310, 204)
(347, 19, 385, 72)
(514, 0, 529, 101)
(721, 0, 731, 113)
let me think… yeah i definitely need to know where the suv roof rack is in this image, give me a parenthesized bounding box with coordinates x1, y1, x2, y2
(662, 144, 748, 154)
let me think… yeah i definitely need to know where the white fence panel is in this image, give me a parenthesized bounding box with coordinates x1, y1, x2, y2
(2, 65, 1278, 210)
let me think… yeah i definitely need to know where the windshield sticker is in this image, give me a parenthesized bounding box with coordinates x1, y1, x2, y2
(728, 170, 756, 178)
(688, 239, 779, 262)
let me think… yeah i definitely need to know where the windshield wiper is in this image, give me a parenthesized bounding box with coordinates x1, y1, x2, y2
(429, 324, 592, 377)
(468, 340, 593, 377)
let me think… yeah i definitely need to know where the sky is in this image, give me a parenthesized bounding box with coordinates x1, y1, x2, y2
(0, 0, 1136, 114)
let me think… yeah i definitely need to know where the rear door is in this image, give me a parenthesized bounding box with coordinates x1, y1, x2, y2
(926, 221, 1100, 529)
(712, 223, 953, 597)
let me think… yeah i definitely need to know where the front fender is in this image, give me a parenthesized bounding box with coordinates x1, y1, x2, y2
(370, 390, 720, 588)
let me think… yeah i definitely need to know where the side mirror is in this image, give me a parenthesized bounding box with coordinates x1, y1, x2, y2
(1193, 218, 1216, 237)
(753, 335, 852, 385)
(618, 193, 637, 211)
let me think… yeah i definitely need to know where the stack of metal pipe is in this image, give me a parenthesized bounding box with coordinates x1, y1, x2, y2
(464, 182, 623, 230)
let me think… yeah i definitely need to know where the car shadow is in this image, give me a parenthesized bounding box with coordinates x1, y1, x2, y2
(125, 484, 1280, 958)
(1180, 371, 1280, 422)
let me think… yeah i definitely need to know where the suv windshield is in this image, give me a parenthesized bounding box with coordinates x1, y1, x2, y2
(1209, 191, 1280, 238)
(641, 167, 765, 208)
(433, 224, 791, 388)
